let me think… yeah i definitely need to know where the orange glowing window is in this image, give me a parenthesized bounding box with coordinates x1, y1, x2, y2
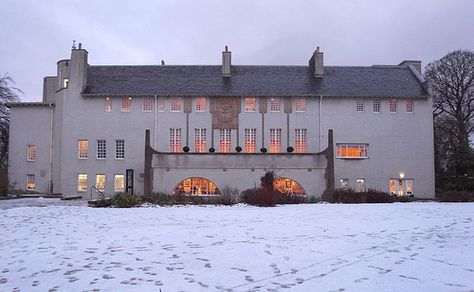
(245, 97, 256, 112)
(169, 128, 181, 152)
(295, 128, 307, 153)
(244, 128, 256, 153)
(219, 129, 231, 153)
(273, 178, 305, 196)
(121, 97, 132, 112)
(269, 128, 282, 153)
(336, 144, 368, 159)
(194, 128, 206, 153)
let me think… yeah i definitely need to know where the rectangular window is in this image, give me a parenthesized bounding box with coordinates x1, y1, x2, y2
(295, 98, 306, 112)
(27, 144, 36, 161)
(406, 99, 414, 113)
(77, 174, 88, 192)
(295, 129, 307, 153)
(356, 98, 364, 112)
(142, 97, 154, 112)
(244, 128, 256, 153)
(96, 174, 106, 192)
(121, 97, 132, 112)
(114, 174, 125, 193)
(63, 78, 69, 88)
(78, 140, 88, 159)
(245, 97, 256, 112)
(340, 178, 349, 190)
(158, 98, 165, 112)
(390, 178, 414, 196)
(355, 178, 365, 193)
(269, 98, 281, 112)
(105, 97, 112, 112)
(115, 139, 125, 159)
(269, 128, 282, 153)
(97, 140, 106, 159)
(336, 144, 369, 159)
(195, 97, 206, 112)
(169, 128, 182, 152)
(219, 129, 231, 153)
(171, 97, 182, 112)
(26, 174, 35, 190)
(194, 128, 207, 153)
(389, 99, 397, 113)
(373, 98, 380, 113)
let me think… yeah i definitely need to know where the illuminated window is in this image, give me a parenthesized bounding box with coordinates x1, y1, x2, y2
(174, 177, 219, 196)
(63, 78, 69, 88)
(273, 178, 305, 196)
(219, 129, 231, 153)
(97, 140, 106, 159)
(171, 98, 182, 112)
(121, 97, 132, 112)
(78, 140, 88, 159)
(142, 97, 154, 112)
(389, 99, 397, 113)
(356, 99, 364, 112)
(105, 97, 112, 112)
(245, 97, 256, 112)
(336, 144, 368, 159)
(169, 128, 182, 152)
(406, 99, 414, 113)
(355, 178, 365, 193)
(114, 174, 125, 192)
(340, 178, 349, 189)
(115, 139, 125, 159)
(26, 174, 35, 190)
(373, 98, 380, 113)
(390, 178, 414, 196)
(158, 98, 165, 112)
(194, 128, 207, 153)
(195, 97, 206, 112)
(96, 174, 106, 192)
(244, 128, 256, 153)
(77, 174, 88, 192)
(269, 98, 281, 112)
(27, 145, 36, 161)
(295, 98, 305, 112)
(295, 129, 307, 153)
(269, 128, 282, 153)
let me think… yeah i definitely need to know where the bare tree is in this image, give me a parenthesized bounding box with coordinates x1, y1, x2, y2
(0, 74, 22, 169)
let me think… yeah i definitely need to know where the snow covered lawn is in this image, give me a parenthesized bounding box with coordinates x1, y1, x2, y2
(1, 199, 473, 291)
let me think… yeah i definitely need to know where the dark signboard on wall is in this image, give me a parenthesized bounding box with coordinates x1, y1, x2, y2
(126, 169, 134, 195)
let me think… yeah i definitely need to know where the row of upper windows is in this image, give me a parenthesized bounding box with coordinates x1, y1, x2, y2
(105, 97, 307, 113)
(356, 98, 414, 113)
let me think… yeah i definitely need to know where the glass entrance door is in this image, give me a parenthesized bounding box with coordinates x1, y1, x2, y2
(390, 179, 414, 196)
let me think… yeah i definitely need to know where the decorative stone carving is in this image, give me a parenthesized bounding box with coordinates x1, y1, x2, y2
(211, 97, 240, 129)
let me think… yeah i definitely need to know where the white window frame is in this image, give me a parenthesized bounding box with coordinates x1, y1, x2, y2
(115, 139, 125, 160)
(114, 174, 125, 193)
(77, 173, 88, 192)
(244, 128, 257, 153)
(195, 97, 206, 112)
(355, 178, 365, 193)
(406, 99, 414, 113)
(295, 98, 306, 112)
(245, 97, 256, 112)
(194, 128, 207, 153)
(336, 144, 369, 159)
(169, 128, 182, 152)
(27, 144, 36, 161)
(389, 99, 397, 113)
(96, 174, 106, 192)
(171, 97, 182, 112)
(269, 128, 282, 153)
(96, 140, 106, 160)
(356, 98, 364, 112)
(373, 98, 380, 113)
(105, 97, 112, 112)
(26, 174, 35, 190)
(269, 98, 281, 112)
(295, 128, 307, 153)
(121, 97, 132, 112)
(219, 129, 231, 153)
(142, 97, 154, 112)
(78, 140, 88, 159)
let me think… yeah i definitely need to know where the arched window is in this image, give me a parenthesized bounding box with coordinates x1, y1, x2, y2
(273, 178, 305, 196)
(173, 177, 220, 196)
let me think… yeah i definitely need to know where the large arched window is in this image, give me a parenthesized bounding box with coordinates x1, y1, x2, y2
(173, 177, 220, 196)
(273, 178, 305, 196)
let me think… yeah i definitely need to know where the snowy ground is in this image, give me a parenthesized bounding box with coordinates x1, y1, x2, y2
(1, 199, 473, 291)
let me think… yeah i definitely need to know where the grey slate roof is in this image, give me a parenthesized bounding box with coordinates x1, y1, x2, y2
(83, 65, 428, 98)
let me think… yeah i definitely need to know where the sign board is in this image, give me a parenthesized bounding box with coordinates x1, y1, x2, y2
(126, 169, 134, 195)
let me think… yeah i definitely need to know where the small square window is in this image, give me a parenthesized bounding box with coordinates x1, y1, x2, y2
(171, 98, 182, 112)
(142, 97, 154, 112)
(121, 97, 132, 112)
(356, 99, 364, 112)
(105, 97, 112, 112)
(245, 97, 256, 112)
(27, 145, 36, 161)
(406, 99, 414, 113)
(26, 174, 35, 190)
(270, 98, 281, 112)
(195, 97, 206, 112)
(295, 98, 306, 112)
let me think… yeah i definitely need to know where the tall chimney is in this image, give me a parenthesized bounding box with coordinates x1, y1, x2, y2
(222, 45, 231, 77)
(309, 47, 324, 77)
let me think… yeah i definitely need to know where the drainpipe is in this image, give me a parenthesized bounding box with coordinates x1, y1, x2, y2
(319, 95, 323, 151)
(154, 95, 157, 149)
(48, 103, 54, 193)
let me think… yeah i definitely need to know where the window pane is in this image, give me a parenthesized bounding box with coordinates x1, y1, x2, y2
(78, 140, 88, 159)
(355, 178, 365, 193)
(340, 178, 349, 189)
(219, 129, 231, 153)
(27, 145, 36, 161)
(158, 98, 165, 112)
(390, 99, 397, 113)
(373, 98, 380, 113)
(121, 97, 132, 112)
(336, 144, 368, 158)
(295, 98, 306, 112)
(96, 174, 106, 192)
(244, 128, 256, 153)
(269, 128, 282, 153)
(356, 99, 364, 112)
(77, 174, 88, 192)
(142, 97, 154, 112)
(245, 97, 256, 112)
(97, 140, 106, 159)
(295, 129, 307, 153)
(406, 99, 414, 113)
(194, 129, 206, 152)
(169, 128, 182, 152)
(114, 174, 124, 192)
(26, 174, 35, 190)
(269, 98, 281, 112)
(171, 98, 182, 112)
(195, 97, 206, 112)
(106, 97, 112, 112)
(115, 139, 125, 159)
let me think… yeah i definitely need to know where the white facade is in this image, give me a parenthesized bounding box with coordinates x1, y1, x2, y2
(8, 46, 435, 199)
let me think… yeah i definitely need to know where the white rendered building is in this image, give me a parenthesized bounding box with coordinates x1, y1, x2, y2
(8, 45, 435, 199)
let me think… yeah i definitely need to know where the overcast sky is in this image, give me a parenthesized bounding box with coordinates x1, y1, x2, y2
(1, 0, 473, 101)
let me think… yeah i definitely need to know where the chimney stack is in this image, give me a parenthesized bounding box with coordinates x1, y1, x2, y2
(309, 47, 324, 77)
(222, 45, 231, 77)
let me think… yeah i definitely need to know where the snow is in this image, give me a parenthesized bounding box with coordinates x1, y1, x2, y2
(1, 199, 473, 291)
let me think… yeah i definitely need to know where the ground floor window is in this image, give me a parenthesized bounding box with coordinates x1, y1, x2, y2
(340, 178, 349, 189)
(96, 174, 106, 192)
(355, 178, 365, 192)
(77, 174, 88, 192)
(114, 174, 125, 192)
(390, 178, 414, 196)
(26, 174, 35, 190)
(174, 177, 219, 196)
(273, 178, 305, 196)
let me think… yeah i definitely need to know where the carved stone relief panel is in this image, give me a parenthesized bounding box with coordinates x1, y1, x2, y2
(211, 97, 241, 129)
